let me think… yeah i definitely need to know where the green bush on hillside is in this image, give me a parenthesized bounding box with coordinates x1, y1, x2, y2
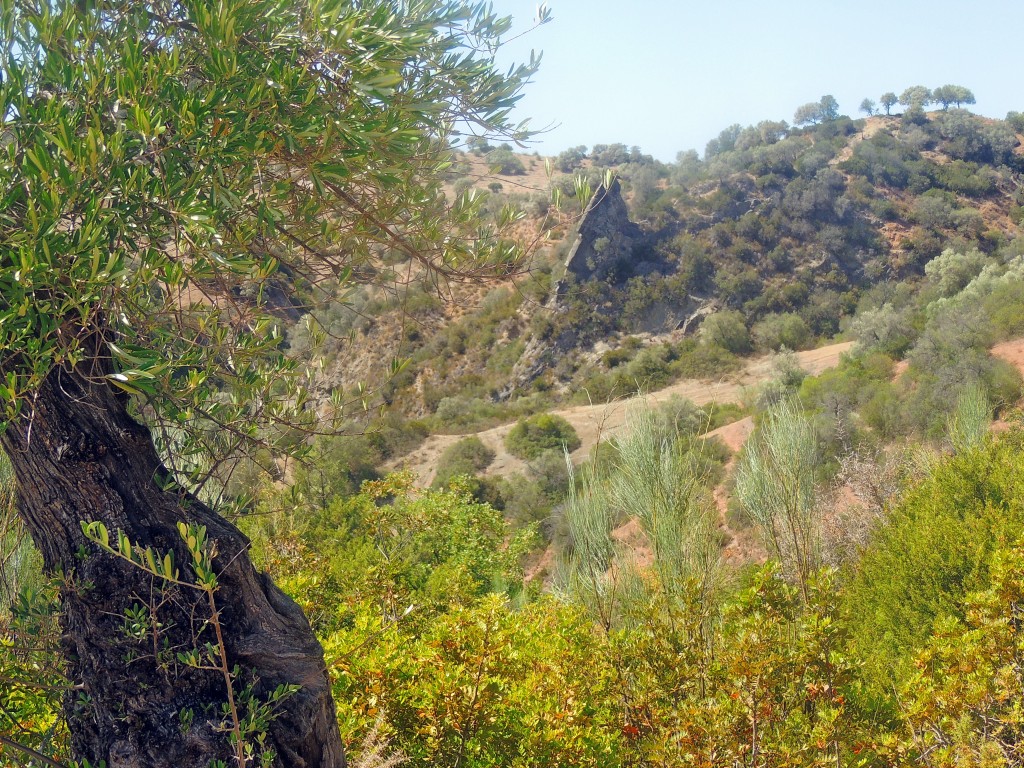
(752, 312, 812, 352)
(845, 435, 1024, 690)
(432, 437, 497, 489)
(897, 542, 1024, 765)
(505, 413, 581, 460)
(486, 147, 525, 175)
(700, 310, 752, 354)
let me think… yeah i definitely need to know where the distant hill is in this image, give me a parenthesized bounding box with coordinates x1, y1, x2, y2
(287, 109, 1024, 422)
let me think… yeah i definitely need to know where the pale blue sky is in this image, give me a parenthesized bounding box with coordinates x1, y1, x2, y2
(489, 0, 1024, 161)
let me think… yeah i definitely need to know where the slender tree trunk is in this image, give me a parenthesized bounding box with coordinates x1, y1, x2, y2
(1, 363, 345, 767)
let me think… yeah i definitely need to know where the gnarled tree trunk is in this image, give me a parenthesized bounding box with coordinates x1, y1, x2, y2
(1, 364, 345, 767)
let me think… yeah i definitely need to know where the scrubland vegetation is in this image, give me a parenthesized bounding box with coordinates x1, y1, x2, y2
(8, 333, 1024, 766)
(2, 5, 1024, 761)
(321, 96, 1024, 433)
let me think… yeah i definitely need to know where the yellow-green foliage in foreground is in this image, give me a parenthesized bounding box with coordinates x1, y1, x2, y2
(7, 437, 1024, 766)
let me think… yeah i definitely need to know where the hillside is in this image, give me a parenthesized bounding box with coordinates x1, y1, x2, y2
(10, 1, 1024, 763)
(292, 109, 1024, 431)
(391, 340, 855, 486)
(276, 103, 1024, 606)
(7, 77, 1024, 767)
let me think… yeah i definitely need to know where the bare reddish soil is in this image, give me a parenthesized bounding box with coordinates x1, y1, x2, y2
(390, 341, 854, 485)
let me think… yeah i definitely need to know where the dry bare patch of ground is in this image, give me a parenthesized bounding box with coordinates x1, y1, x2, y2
(390, 341, 854, 485)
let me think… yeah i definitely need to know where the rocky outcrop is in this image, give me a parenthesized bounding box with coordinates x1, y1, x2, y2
(499, 181, 645, 399)
(498, 180, 716, 400)
(553, 178, 643, 299)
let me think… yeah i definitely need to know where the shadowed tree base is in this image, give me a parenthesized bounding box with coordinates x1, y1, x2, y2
(1, 364, 345, 768)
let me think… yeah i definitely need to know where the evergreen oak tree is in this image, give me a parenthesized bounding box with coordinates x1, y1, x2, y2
(0, 0, 543, 764)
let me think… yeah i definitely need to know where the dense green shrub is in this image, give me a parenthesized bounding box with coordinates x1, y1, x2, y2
(752, 312, 812, 351)
(894, 543, 1024, 766)
(486, 147, 525, 175)
(671, 338, 743, 379)
(433, 395, 505, 431)
(700, 310, 752, 354)
(432, 437, 497, 488)
(293, 414, 427, 502)
(295, 435, 382, 502)
(621, 346, 675, 388)
(933, 159, 997, 196)
(897, 295, 1021, 436)
(911, 190, 959, 229)
(845, 435, 1024, 689)
(505, 413, 581, 459)
(801, 351, 895, 415)
(983, 279, 1024, 339)
(574, 340, 741, 404)
(601, 347, 635, 368)
(924, 247, 989, 298)
(497, 448, 571, 534)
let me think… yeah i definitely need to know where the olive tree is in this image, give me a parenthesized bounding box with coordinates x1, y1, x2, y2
(879, 91, 898, 115)
(933, 84, 976, 110)
(900, 85, 933, 111)
(793, 101, 823, 126)
(819, 94, 840, 121)
(794, 95, 839, 126)
(0, 0, 541, 765)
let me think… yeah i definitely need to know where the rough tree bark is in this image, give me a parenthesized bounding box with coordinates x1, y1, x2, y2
(1, 361, 345, 767)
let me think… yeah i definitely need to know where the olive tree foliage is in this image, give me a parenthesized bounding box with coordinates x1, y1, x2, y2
(900, 85, 933, 111)
(879, 91, 898, 115)
(793, 94, 840, 126)
(932, 84, 976, 110)
(0, 0, 545, 492)
(734, 399, 821, 601)
(859, 98, 876, 117)
(0, 2, 548, 763)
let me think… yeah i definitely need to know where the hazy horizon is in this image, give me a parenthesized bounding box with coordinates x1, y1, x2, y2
(488, 0, 1024, 162)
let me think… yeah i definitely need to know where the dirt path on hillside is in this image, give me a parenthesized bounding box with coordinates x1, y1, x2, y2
(509, 335, 1024, 581)
(390, 341, 855, 486)
(702, 416, 767, 563)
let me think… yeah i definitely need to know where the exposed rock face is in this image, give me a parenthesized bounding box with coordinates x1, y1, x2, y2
(554, 178, 643, 298)
(499, 181, 645, 399)
(499, 179, 716, 400)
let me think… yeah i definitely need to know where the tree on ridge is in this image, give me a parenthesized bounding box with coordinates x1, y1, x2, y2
(794, 95, 840, 127)
(900, 85, 933, 111)
(933, 84, 976, 110)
